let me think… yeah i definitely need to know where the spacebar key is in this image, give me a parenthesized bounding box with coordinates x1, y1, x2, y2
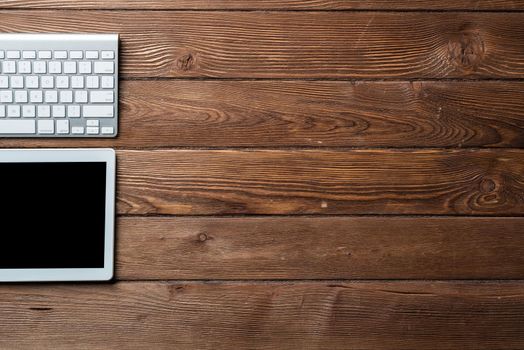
(0, 120, 36, 134)
(83, 105, 114, 118)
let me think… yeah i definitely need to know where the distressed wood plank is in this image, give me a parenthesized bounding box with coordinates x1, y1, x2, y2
(0, 81, 523, 148)
(117, 216, 524, 280)
(1, 282, 523, 349)
(0, 11, 523, 78)
(116, 149, 524, 215)
(2, 0, 524, 10)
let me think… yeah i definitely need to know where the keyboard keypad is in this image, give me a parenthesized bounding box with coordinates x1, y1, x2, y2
(0, 34, 118, 137)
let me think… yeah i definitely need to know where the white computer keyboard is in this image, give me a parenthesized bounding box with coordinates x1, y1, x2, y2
(0, 34, 118, 137)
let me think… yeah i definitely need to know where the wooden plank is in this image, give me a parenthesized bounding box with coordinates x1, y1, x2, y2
(116, 149, 524, 215)
(117, 216, 524, 280)
(2, 0, 524, 10)
(1, 281, 523, 349)
(1, 11, 524, 78)
(1, 81, 523, 148)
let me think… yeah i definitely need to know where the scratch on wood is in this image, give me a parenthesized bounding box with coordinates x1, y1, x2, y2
(353, 14, 376, 49)
(29, 307, 53, 311)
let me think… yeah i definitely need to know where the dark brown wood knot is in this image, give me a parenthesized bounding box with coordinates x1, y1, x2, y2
(168, 285, 186, 301)
(198, 232, 209, 242)
(477, 176, 503, 205)
(136, 314, 148, 322)
(447, 27, 485, 72)
(480, 178, 496, 193)
(177, 53, 195, 71)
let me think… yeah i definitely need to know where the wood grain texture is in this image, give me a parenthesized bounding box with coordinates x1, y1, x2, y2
(0, 1, 522, 348)
(1, 282, 523, 349)
(116, 149, 524, 215)
(117, 216, 524, 280)
(0, 11, 524, 78)
(2, 0, 524, 10)
(0, 81, 523, 148)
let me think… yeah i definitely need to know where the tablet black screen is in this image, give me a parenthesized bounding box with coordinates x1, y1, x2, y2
(0, 162, 106, 268)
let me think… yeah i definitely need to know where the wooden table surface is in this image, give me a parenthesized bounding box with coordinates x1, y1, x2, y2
(1, 1, 524, 349)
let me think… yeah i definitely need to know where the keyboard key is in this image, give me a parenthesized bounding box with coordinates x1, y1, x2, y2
(2, 61, 16, 74)
(0, 51, 4, 59)
(94, 61, 114, 74)
(26, 76, 39, 89)
(41, 76, 54, 88)
(75, 91, 88, 103)
(11, 76, 24, 88)
(86, 51, 99, 59)
(86, 126, 99, 134)
(37, 105, 51, 117)
(0, 76, 8, 88)
(7, 105, 20, 117)
(33, 61, 46, 74)
(90, 91, 113, 103)
(54, 51, 67, 59)
(45, 91, 58, 103)
(86, 119, 99, 127)
(101, 76, 114, 89)
(18, 61, 31, 74)
(60, 90, 73, 103)
(22, 105, 36, 118)
(38, 51, 52, 59)
(15, 91, 28, 103)
(30, 91, 43, 103)
(101, 126, 114, 134)
(83, 105, 113, 118)
(22, 51, 36, 59)
(0, 120, 35, 134)
(48, 61, 62, 74)
(63, 62, 77, 74)
(86, 76, 99, 88)
(72, 126, 85, 134)
(101, 51, 115, 59)
(38, 120, 54, 134)
(67, 105, 80, 118)
(69, 51, 83, 59)
(71, 76, 84, 89)
(0, 105, 4, 117)
(0, 91, 13, 103)
(56, 120, 69, 134)
(79, 62, 92, 74)
(56, 76, 69, 89)
(52, 105, 66, 117)
(6, 51, 20, 59)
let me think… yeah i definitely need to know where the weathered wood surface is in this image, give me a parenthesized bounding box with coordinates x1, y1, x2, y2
(2, 0, 524, 10)
(116, 149, 524, 215)
(1, 3, 523, 349)
(117, 216, 524, 280)
(0, 11, 523, 78)
(0, 81, 522, 148)
(1, 282, 523, 349)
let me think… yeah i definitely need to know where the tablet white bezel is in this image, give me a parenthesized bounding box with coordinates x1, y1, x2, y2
(0, 149, 115, 282)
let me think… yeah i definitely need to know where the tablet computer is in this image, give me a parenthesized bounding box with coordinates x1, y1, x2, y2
(0, 149, 116, 282)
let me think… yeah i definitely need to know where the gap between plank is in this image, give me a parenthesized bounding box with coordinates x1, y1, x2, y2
(1, 146, 523, 151)
(0, 9, 523, 13)
(6, 279, 524, 285)
(122, 77, 524, 82)
(117, 213, 524, 218)
(112, 279, 524, 283)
